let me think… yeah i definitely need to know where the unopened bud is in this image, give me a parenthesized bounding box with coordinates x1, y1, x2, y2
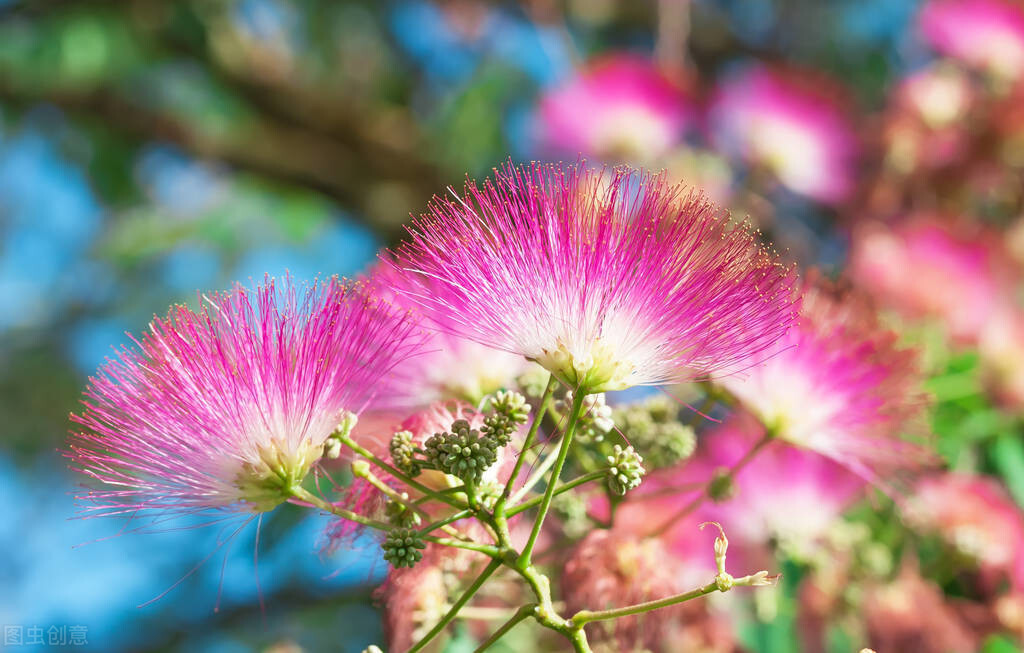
(351, 459, 372, 478)
(323, 438, 343, 460)
(700, 521, 729, 577)
(336, 411, 358, 439)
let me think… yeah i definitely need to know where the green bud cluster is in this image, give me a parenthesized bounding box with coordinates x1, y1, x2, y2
(423, 419, 498, 484)
(606, 445, 645, 496)
(481, 390, 530, 446)
(611, 396, 696, 469)
(385, 491, 422, 528)
(389, 430, 421, 476)
(382, 527, 426, 568)
(560, 392, 614, 444)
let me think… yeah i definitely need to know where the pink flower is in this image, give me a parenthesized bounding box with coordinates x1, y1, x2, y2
(905, 473, 1024, 591)
(613, 415, 864, 572)
(920, 0, 1024, 79)
(536, 54, 691, 163)
(367, 262, 532, 407)
(388, 161, 799, 394)
(708, 65, 858, 204)
(716, 277, 931, 482)
(694, 416, 864, 551)
(849, 216, 1010, 344)
(68, 277, 423, 516)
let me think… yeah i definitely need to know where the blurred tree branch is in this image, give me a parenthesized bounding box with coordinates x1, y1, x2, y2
(0, 0, 449, 241)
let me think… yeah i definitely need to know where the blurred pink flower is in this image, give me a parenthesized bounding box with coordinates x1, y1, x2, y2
(863, 564, 980, 653)
(897, 64, 973, 129)
(376, 543, 491, 651)
(980, 308, 1024, 409)
(905, 473, 1024, 591)
(850, 216, 1011, 344)
(708, 65, 858, 204)
(536, 54, 692, 163)
(563, 529, 738, 652)
(884, 65, 974, 171)
(613, 415, 864, 574)
(692, 416, 865, 553)
(920, 0, 1024, 79)
(716, 278, 931, 483)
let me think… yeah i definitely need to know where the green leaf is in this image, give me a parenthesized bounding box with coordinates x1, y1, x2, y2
(991, 434, 1024, 508)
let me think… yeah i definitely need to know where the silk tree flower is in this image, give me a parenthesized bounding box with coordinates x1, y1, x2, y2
(850, 216, 1011, 345)
(677, 416, 864, 555)
(68, 277, 423, 517)
(367, 262, 532, 407)
(708, 64, 858, 204)
(610, 415, 864, 575)
(715, 277, 931, 482)
(920, 0, 1024, 80)
(904, 473, 1024, 591)
(535, 54, 692, 163)
(388, 161, 799, 395)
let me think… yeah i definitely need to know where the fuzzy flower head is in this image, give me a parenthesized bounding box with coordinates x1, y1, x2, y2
(920, 0, 1024, 80)
(367, 262, 532, 407)
(536, 54, 692, 163)
(68, 277, 423, 516)
(716, 276, 931, 482)
(708, 64, 858, 204)
(389, 161, 799, 395)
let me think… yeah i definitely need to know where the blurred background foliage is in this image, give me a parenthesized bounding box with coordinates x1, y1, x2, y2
(3, 0, 1024, 651)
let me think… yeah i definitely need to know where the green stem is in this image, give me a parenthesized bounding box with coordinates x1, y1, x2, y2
(421, 509, 473, 534)
(509, 444, 562, 505)
(569, 571, 770, 626)
(518, 389, 587, 567)
(353, 463, 470, 541)
(495, 374, 557, 509)
(288, 486, 391, 531)
(568, 628, 591, 652)
(472, 604, 536, 653)
(571, 580, 719, 626)
(408, 558, 503, 653)
(648, 432, 773, 537)
(339, 434, 468, 510)
(505, 470, 605, 518)
(422, 535, 501, 558)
